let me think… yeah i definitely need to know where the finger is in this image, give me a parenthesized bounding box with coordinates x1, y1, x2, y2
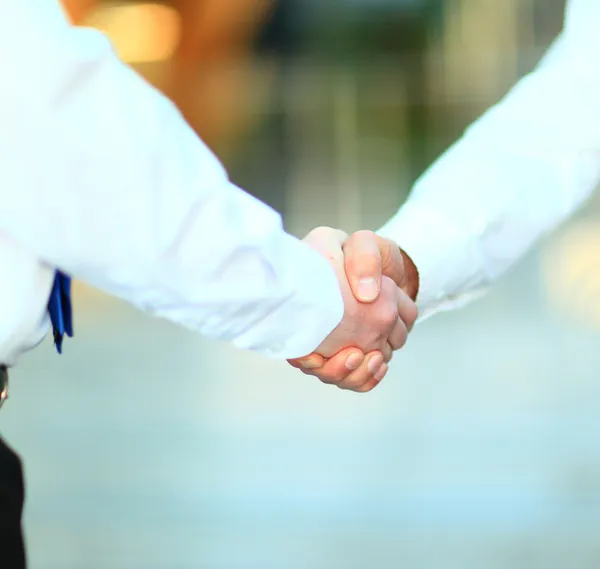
(340, 358, 389, 393)
(287, 353, 326, 370)
(381, 341, 394, 363)
(355, 364, 388, 393)
(398, 287, 418, 332)
(388, 318, 408, 351)
(337, 352, 385, 391)
(297, 347, 366, 385)
(342, 230, 383, 303)
(374, 236, 409, 291)
(303, 226, 348, 262)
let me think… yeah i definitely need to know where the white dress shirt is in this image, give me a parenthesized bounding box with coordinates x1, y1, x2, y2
(0, 0, 344, 364)
(378, 0, 600, 321)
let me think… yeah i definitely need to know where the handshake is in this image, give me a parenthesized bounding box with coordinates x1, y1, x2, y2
(288, 227, 419, 393)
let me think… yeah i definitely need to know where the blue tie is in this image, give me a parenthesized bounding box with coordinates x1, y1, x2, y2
(47, 271, 73, 354)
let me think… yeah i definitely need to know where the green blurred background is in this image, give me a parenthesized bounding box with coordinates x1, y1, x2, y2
(7, 1, 600, 568)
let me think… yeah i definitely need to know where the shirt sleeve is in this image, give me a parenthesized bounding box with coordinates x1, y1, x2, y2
(378, 0, 600, 321)
(0, 0, 343, 359)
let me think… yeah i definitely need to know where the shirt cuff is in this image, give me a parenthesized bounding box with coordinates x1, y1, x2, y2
(229, 234, 345, 360)
(377, 201, 490, 321)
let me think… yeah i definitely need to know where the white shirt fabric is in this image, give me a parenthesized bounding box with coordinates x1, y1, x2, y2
(0, 0, 344, 365)
(378, 0, 600, 321)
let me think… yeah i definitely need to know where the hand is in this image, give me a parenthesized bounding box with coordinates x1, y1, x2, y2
(343, 230, 419, 304)
(289, 229, 419, 393)
(301, 227, 406, 357)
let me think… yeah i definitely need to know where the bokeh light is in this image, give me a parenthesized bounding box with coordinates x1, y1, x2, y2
(83, 2, 182, 63)
(542, 221, 600, 327)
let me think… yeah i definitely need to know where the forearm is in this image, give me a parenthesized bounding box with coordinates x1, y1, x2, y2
(0, 1, 344, 359)
(378, 31, 600, 319)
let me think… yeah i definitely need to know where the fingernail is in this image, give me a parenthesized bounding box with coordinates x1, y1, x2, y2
(368, 354, 384, 375)
(357, 278, 379, 302)
(300, 359, 320, 369)
(374, 363, 388, 382)
(345, 352, 363, 370)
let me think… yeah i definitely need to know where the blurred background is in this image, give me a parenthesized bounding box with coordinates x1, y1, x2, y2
(7, 0, 600, 567)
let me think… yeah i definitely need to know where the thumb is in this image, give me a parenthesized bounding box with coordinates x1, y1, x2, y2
(343, 231, 383, 303)
(375, 235, 408, 292)
(288, 353, 326, 370)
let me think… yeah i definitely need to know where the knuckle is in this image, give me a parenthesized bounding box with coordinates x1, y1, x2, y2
(374, 280, 400, 328)
(380, 303, 399, 328)
(306, 226, 335, 243)
(395, 329, 408, 350)
(382, 345, 394, 362)
(398, 291, 418, 330)
(352, 229, 377, 241)
(312, 225, 335, 236)
(405, 302, 418, 326)
(308, 226, 348, 244)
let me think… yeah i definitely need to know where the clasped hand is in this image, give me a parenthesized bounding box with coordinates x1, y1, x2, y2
(288, 227, 418, 393)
